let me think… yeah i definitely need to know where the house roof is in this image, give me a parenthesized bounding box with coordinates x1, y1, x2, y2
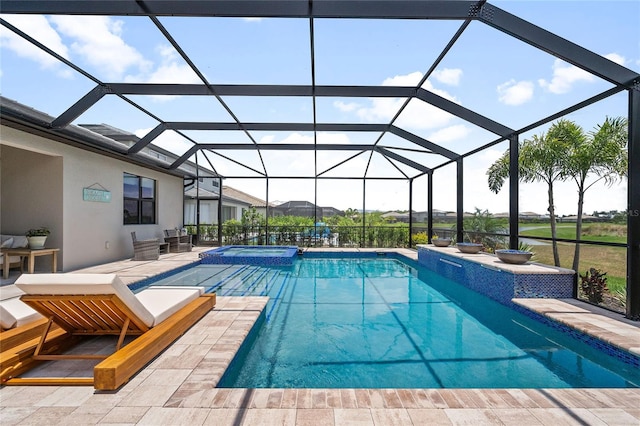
(0, 96, 218, 179)
(275, 201, 317, 209)
(222, 186, 271, 207)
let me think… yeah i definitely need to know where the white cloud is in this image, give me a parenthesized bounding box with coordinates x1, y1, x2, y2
(382, 71, 423, 86)
(123, 44, 201, 101)
(356, 97, 404, 122)
(136, 44, 200, 84)
(333, 100, 360, 112)
(538, 59, 595, 94)
(316, 133, 352, 144)
(427, 125, 470, 144)
(50, 16, 151, 80)
(134, 128, 194, 156)
(478, 148, 504, 164)
(395, 97, 456, 130)
(432, 68, 462, 86)
(497, 79, 534, 105)
(347, 72, 460, 130)
(604, 52, 626, 66)
(0, 15, 71, 77)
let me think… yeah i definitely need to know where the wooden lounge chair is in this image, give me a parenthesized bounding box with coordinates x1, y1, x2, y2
(1, 273, 215, 390)
(164, 229, 192, 253)
(0, 286, 59, 355)
(131, 231, 160, 261)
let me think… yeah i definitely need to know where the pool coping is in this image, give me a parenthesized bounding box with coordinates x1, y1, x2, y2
(416, 244, 575, 275)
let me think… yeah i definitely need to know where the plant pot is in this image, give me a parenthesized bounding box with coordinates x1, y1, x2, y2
(495, 249, 533, 264)
(27, 236, 47, 249)
(432, 238, 452, 247)
(456, 243, 483, 254)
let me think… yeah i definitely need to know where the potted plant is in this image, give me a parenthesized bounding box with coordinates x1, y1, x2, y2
(26, 227, 50, 249)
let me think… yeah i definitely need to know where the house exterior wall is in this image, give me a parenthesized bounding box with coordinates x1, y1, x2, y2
(223, 200, 250, 221)
(184, 199, 218, 224)
(1, 125, 184, 272)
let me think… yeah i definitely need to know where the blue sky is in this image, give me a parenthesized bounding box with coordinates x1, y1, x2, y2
(1, 1, 638, 215)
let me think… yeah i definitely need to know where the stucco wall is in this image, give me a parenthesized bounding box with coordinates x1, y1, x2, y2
(1, 125, 184, 271)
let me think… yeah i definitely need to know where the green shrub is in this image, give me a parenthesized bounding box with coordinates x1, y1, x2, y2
(580, 267, 608, 304)
(412, 232, 428, 246)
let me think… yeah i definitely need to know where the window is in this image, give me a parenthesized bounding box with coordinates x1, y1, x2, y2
(222, 206, 235, 222)
(124, 173, 156, 224)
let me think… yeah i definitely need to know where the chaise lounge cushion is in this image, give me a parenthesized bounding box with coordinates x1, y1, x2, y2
(0, 286, 43, 329)
(137, 287, 204, 325)
(14, 274, 203, 327)
(0, 297, 43, 329)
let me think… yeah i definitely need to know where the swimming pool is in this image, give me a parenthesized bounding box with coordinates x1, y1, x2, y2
(147, 255, 640, 388)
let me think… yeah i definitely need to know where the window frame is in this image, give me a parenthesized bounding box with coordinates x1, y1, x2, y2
(123, 172, 157, 225)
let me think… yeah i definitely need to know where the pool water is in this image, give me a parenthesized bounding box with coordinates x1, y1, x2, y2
(216, 247, 291, 256)
(150, 257, 640, 388)
(199, 245, 299, 266)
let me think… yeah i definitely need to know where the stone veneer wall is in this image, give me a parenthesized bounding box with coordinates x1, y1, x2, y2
(417, 246, 574, 307)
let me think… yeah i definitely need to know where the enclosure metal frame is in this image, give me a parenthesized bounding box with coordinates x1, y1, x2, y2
(1, 0, 638, 318)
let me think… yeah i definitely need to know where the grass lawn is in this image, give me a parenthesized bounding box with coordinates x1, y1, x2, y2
(528, 242, 627, 298)
(520, 223, 627, 244)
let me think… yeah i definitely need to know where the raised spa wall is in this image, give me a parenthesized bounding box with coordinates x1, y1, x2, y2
(416, 245, 575, 307)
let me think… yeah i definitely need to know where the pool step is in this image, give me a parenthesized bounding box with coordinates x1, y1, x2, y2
(211, 266, 289, 296)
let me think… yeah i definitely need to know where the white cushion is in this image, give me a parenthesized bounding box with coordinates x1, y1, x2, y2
(0, 303, 17, 329)
(0, 285, 25, 301)
(1, 238, 13, 248)
(147, 285, 205, 295)
(0, 297, 42, 328)
(11, 236, 28, 249)
(15, 273, 156, 328)
(135, 287, 202, 326)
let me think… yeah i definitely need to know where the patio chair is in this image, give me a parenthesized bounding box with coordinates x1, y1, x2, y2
(131, 231, 160, 261)
(2, 273, 216, 390)
(164, 229, 192, 253)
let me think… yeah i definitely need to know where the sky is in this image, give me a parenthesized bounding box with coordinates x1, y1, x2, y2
(1, 1, 639, 216)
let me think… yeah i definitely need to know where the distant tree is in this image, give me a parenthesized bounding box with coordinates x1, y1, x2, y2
(487, 125, 570, 266)
(344, 208, 360, 220)
(463, 208, 507, 251)
(555, 117, 627, 271)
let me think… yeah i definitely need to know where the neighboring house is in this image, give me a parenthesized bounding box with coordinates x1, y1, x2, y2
(492, 212, 550, 220)
(219, 186, 272, 222)
(561, 214, 603, 223)
(432, 209, 451, 218)
(271, 201, 344, 218)
(520, 211, 547, 220)
(382, 212, 410, 223)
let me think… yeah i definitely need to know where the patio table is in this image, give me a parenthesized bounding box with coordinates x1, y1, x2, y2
(1, 247, 59, 279)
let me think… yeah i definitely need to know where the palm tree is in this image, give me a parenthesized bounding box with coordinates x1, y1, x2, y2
(555, 117, 628, 272)
(487, 126, 570, 266)
(463, 207, 507, 251)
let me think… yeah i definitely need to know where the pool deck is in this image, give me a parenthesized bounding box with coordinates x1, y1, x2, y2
(1, 247, 639, 425)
